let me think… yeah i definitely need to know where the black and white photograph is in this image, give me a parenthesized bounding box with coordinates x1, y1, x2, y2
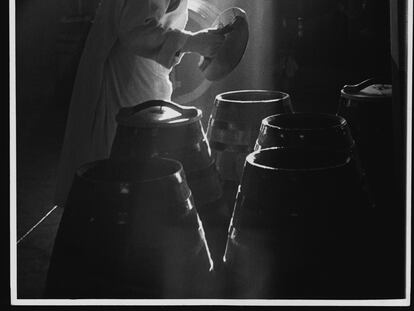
(10, 0, 412, 306)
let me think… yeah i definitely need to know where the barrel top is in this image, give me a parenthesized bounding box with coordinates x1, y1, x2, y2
(216, 90, 290, 104)
(262, 113, 348, 132)
(341, 84, 392, 101)
(77, 157, 185, 185)
(202, 7, 249, 81)
(116, 100, 202, 128)
(246, 147, 351, 172)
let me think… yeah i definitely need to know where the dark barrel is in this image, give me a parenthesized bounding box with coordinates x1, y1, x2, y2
(254, 113, 370, 205)
(223, 148, 375, 299)
(254, 113, 354, 152)
(338, 79, 393, 207)
(45, 158, 214, 299)
(338, 79, 404, 298)
(207, 90, 294, 183)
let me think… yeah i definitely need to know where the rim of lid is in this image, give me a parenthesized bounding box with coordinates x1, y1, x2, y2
(116, 105, 202, 128)
(246, 147, 351, 172)
(216, 90, 290, 104)
(262, 113, 348, 132)
(341, 84, 392, 101)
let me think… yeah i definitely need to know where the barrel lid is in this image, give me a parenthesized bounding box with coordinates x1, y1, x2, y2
(216, 90, 291, 104)
(341, 78, 392, 101)
(116, 100, 202, 128)
(199, 7, 249, 81)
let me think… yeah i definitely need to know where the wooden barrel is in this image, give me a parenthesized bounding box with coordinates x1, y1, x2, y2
(223, 148, 374, 299)
(338, 79, 393, 207)
(111, 100, 222, 206)
(254, 113, 369, 204)
(338, 79, 404, 297)
(207, 90, 293, 183)
(45, 158, 215, 299)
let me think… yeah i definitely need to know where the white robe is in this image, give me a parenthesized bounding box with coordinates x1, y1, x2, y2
(54, 0, 190, 206)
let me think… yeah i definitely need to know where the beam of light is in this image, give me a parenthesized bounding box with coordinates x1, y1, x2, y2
(173, 79, 212, 105)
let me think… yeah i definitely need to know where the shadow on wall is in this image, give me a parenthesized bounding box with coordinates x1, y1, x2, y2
(16, 0, 100, 138)
(17, 0, 62, 134)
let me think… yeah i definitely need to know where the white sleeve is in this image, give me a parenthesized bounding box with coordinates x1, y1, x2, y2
(118, 0, 190, 69)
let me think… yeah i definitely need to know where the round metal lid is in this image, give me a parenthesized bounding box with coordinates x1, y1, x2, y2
(116, 100, 202, 128)
(341, 78, 392, 101)
(199, 7, 249, 81)
(359, 84, 392, 97)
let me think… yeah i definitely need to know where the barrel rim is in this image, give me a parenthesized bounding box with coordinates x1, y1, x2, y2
(215, 90, 290, 104)
(116, 105, 203, 128)
(246, 147, 352, 172)
(76, 157, 186, 185)
(340, 86, 392, 102)
(262, 113, 348, 132)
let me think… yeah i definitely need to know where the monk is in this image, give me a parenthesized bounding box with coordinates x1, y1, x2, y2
(54, 0, 226, 206)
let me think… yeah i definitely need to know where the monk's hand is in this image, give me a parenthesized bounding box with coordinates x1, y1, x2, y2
(183, 28, 225, 59)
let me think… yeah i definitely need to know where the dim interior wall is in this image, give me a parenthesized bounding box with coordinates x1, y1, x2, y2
(17, 0, 62, 133)
(17, 0, 100, 137)
(16, 0, 99, 244)
(16, 1, 99, 298)
(16, 0, 66, 239)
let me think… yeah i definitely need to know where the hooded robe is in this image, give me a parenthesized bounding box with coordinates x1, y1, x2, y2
(54, 0, 190, 206)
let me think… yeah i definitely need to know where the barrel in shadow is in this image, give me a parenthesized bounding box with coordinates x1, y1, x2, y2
(254, 112, 371, 205)
(223, 148, 375, 299)
(338, 79, 405, 298)
(45, 158, 214, 299)
(338, 79, 393, 207)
